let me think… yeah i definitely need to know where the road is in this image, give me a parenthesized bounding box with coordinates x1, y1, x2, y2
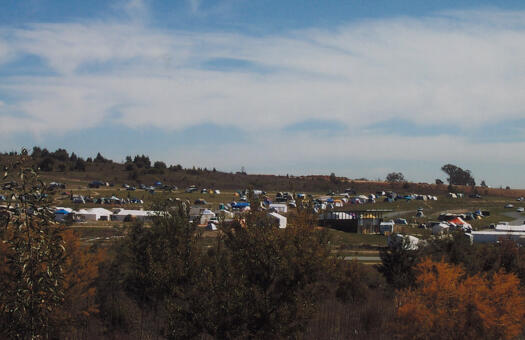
(502, 211, 525, 225)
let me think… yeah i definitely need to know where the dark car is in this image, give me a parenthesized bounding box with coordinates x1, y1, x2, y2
(194, 199, 208, 205)
(88, 180, 105, 188)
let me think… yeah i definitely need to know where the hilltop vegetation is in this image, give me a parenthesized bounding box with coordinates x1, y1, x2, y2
(1, 147, 523, 198)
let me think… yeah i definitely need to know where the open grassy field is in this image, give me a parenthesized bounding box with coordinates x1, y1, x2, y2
(60, 191, 524, 241)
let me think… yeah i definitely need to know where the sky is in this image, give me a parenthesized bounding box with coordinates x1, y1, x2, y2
(1, 0, 525, 188)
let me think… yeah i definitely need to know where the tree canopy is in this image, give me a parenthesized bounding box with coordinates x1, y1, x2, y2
(394, 258, 525, 340)
(441, 164, 475, 186)
(386, 172, 405, 183)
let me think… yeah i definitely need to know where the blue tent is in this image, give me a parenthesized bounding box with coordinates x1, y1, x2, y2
(327, 198, 334, 203)
(232, 202, 250, 209)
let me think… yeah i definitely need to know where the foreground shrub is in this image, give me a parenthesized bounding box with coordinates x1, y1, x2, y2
(394, 258, 525, 340)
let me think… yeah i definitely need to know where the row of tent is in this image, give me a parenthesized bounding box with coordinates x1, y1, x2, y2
(71, 195, 143, 205)
(55, 207, 157, 222)
(189, 206, 287, 230)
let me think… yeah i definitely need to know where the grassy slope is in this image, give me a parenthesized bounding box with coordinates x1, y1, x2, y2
(3, 154, 525, 260)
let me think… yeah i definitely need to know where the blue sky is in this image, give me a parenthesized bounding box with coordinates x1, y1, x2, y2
(1, 0, 525, 187)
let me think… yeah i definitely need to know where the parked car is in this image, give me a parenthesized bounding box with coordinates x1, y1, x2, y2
(88, 180, 105, 188)
(517, 207, 525, 213)
(194, 199, 208, 205)
(505, 204, 514, 208)
(395, 218, 408, 225)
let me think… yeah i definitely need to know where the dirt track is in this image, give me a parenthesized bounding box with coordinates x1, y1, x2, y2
(502, 211, 525, 225)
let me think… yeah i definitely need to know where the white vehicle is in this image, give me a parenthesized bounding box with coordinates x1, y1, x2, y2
(517, 207, 525, 213)
(379, 221, 395, 235)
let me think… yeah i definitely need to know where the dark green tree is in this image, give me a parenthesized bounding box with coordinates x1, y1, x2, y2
(386, 172, 405, 183)
(153, 161, 167, 169)
(441, 164, 475, 186)
(73, 158, 86, 171)
(116, 206, 338, 339)
(378, 238, 420, 289)
(38, 156, 55, 171)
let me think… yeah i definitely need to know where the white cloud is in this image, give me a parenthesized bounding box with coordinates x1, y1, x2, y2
(1, 9, 525, 185)
(118, 0, 150, 23)
(1, 9, 525, 133)
(0, 38, 12, 64)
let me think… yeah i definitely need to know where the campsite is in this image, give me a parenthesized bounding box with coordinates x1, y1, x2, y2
(4, 149, 525, 265)
(2, 149, 521, 264)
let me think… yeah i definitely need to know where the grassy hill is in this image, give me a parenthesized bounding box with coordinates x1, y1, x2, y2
(1, 148, 524, 198)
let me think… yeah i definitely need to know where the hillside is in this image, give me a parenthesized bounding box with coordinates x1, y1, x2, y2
(1, 148, 524, 197)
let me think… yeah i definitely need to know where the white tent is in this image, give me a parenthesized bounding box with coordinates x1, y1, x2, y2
(432, 223, 451, 235)
(472, 231, 525, 243)
(494, 225, 525, 232)
(200, 209, 216, 225)
(388, 234, 421, 250)
(216, 209, 234, 219)
(111, 209, 156, 221)
(268, 212, 287, 229)
(76, 207, 113, 221)
(269, 203, 287, 213)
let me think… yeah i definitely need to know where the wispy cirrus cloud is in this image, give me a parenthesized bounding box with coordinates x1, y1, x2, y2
(1, 9, 524, 134)
(1, 4, 525, 186)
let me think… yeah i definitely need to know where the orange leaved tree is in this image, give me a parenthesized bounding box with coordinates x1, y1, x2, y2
(394, 258, 525, 340)
(50, 229, 106, 334)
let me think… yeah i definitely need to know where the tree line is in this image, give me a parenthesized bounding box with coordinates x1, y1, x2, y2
(386, 163, 480, 187)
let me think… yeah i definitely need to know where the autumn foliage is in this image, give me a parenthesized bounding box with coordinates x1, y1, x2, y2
(51, 230, 106, 332)
(0, 151, 105, 338)
(394, 258, 525, 340)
